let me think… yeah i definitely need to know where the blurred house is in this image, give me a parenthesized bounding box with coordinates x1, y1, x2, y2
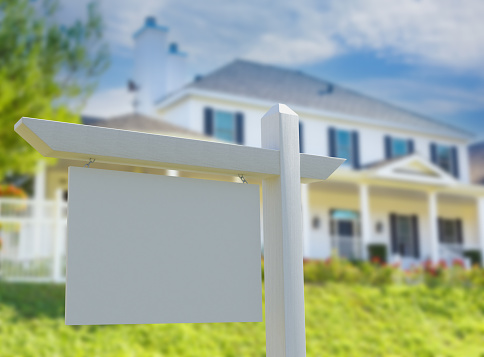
(131, 18, 484, 267)
(470, 142, 484, 185)
(154, 57, 484, 268)
(3, 17, 484, 281)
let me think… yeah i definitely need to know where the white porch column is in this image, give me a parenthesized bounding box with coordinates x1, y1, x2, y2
(477, 197, 484, 266)
(325, 209, 333, 259)
(33, 160, 47, 261)
(301, 183, 311, 258)
(359, 184, 371, 260)
(34, 160, 47, 201)
(52, 189, 64, 282)
(428, 191, 439, 263)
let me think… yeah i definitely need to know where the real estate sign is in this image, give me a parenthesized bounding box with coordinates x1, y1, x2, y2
(15, 104, 344, 356)
(65, 167, 263, 325)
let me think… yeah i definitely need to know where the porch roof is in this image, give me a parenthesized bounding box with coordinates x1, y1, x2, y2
(329, 154, 484, 197)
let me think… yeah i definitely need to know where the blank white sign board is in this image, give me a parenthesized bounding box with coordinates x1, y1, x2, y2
(65, 167, 262, 325)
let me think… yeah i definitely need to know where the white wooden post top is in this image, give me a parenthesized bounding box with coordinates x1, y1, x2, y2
(14, 114, 344, 183)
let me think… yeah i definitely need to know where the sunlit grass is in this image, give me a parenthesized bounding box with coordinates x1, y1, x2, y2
(1, 282, 484, 357)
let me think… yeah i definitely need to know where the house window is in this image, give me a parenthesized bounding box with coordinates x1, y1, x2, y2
(396, 216, 415, 257)
(435, 145, 453, 173)
(385, 136, 413, 159)
(430, 143, 459, 178)
(391, 138, 409, 157)
(214, 111, 236, 142)
(204, 108, 244, 144)
(330, 209, 361, 260)
(439, 218, 462, 244)
(329, 128, 360, 169)
(335, 130, 352, 165)
(390, 214, 419, 258)
(396, 216, 411, 238)
(330, 209, 360, 237)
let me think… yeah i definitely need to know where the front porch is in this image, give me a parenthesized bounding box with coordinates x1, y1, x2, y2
(302, 156, 484, 267)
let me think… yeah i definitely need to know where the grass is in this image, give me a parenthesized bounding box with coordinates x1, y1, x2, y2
(1, 282, 484, 356)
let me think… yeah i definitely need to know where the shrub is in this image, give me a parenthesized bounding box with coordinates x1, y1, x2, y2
(368, 244, 387, 263)
(301, 255, 484, 288)
(464, 250, 481, 266)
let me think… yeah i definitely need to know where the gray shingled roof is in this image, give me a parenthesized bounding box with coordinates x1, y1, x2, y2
(186, 60, 471, 139)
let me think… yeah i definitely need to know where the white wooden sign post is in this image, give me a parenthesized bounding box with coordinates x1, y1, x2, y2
(15, 103, 344, 356)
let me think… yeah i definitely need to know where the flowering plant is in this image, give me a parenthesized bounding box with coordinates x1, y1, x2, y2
(298, 254, 484, 288)
(0, 184, 27, 199)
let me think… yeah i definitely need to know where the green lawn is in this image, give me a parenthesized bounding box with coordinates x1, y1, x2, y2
(1, 282, 484, 357)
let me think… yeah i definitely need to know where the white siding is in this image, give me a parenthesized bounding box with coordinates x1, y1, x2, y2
(159, 100, 192, 130)
(159, 96, 471, 182)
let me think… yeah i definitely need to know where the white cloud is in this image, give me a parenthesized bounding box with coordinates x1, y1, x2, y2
(244, 33, 339, 65)
(58, 0, 484, 119)
(330, 0, 484, 72)
(59, 0, 484, 74)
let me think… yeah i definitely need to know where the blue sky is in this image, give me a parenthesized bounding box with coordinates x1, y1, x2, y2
(62, 0, 484, 141)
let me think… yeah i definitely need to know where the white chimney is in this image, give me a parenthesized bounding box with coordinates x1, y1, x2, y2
(133, 17, 168, 114)
(166, 42, 188, 94)
(133, 17, 187, 115)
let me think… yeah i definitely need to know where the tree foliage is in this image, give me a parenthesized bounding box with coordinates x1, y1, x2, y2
(0, 0, 109, 179)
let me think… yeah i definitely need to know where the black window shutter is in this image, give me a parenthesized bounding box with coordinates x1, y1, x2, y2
(299, 121, 304, 153)
(456, 219, 463, 244)
(408, 139, 414, 154)
(235, 112, 244, 145)
(451, 146, 459, 179)
(411, 215, 420, 258)
(430, 143, 437, 164)
(390, 213, 398, 254)
(385, 136, 392, 159)
(328, 127, 336, 157)
(438, 218, 444, 243)
(352, 131, 360, 169)
(204, 107, 214, 136)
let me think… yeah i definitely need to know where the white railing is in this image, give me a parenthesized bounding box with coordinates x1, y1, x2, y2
(0, 194, 67, 282)
(439, 243, 471, 268)
(331, 236, 362, 260)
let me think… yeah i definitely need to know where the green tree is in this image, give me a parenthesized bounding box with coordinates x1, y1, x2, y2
(0, 0, 109, 179)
